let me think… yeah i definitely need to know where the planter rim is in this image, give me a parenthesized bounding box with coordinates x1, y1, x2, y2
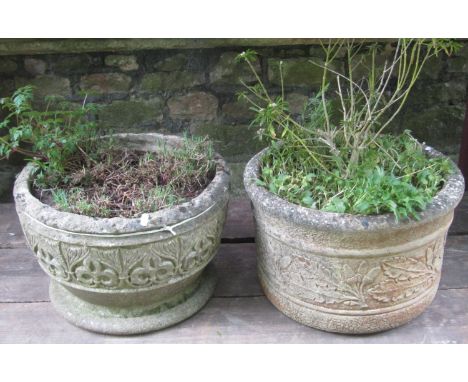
(13, 133, 230, 235)
(244, 145, 465, 232)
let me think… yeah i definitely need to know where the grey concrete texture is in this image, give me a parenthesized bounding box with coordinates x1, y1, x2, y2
(13, 133, 230, 335)
(244, 145, 465, 334)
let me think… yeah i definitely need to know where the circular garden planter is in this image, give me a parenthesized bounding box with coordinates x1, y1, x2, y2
(244, 145, 464, 334)
(13, 133, 230, 335)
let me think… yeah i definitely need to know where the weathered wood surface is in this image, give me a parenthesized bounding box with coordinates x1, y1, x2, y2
(0, 193, 467, 343)
(221, 198, 255, 240)
(0, 244, 261, 303)
(1, 240, 466, 304)
(451, 192, 468, 234)
(1, 289, 467, 344)
(0, 203, 24, 249)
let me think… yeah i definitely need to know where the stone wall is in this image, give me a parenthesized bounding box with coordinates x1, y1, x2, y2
(0, 39, 467, 200)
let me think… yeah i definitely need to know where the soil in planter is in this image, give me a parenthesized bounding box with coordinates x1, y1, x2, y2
(34, 143, 216, 218)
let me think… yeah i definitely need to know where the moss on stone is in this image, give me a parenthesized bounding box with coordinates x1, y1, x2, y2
(80, 73, 132, 94)
(141, 71, 204, 92)
(286, 92, 308, 114)
(104, 55, 138, 71)
(153, 54, 188, 71)
(98, 98, 164, 130)
(399, 104, 465, 149)
(0, 58, 18, 73)
(221, 99, 255, 123)
(192, 123, 265, 161)
(268, 58, 333, 88)
(52, 55, 93, 74)
(15, 75, 71, 99)
(209, 52, 259, 86)
(447, 57, 467, 73)
(226, 161, 248, 197)
(420, 56, 444, 80)
(0, 39, 334, 56)
(24, 58, 47, 75)
(168, 92, 218, 121)
(406, 81, 466, 108)
(0, 79, 15, 97)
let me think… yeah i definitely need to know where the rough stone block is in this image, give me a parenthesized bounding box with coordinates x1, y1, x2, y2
(457, 43, 468, 58)
(153, 54, 188, 71)
(421, 56, 444, 80)
(447, 57, 468, 73)
(141, 71, 204, 92)
(191, 123, 265, 161)
(0, 164, 22, 202)
(400, 105, 465, 149)
(309, 45, 347, 59)
(286, 92, 308, 114)
(226, 161, 247, 197)
(407, 81, 466, 108)
(98, 98, 164, 130)
(349, 50, 396, 83)
(52, 55, 93, 74)
(104, 55, 138, 71)
(24, 58, 47, 75)
(0, 79, 15, 97)
(15, 75, 71, 100)
(268, 57, 336, 88)
(209, 51, 259, 86)
(168, 91, 218, 121)
(0, 58, 17, 74)
(278, 48, 307, 57)
(80, 73, 132, 94)
(221, 99, 255, 123)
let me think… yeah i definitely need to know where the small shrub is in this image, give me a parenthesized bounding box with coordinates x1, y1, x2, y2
(237, 39, 461, 220)
(0, 85, 102, 187)
(1, 87, 216, 218)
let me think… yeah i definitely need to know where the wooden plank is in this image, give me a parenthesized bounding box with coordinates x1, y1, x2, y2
(214, 244, 260, 297)
(440, 235, 468, 290)
(0, 203, 24, 249)
(0, 247, 49, 303)
(450, 193, 468, 235)
(0, 243, 261, 303)
(1, 237, 467, 303)
(222, 198, 255, 240)
(1, 289, 467, 343)
(458, 99, 468, 191)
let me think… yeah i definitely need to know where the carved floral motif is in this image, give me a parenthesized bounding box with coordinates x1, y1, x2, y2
(259, 234, 445, 309)
(23, 215, 222, 290)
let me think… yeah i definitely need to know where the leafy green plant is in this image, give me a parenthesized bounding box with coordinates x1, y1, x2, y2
(0, 85, 101, 186)
(1, 86, 216, 218)
(237, 39, 460, 220)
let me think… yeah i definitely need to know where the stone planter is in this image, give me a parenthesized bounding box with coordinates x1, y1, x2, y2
(244, 146, 464, 334)
(13, 133, 230, 335)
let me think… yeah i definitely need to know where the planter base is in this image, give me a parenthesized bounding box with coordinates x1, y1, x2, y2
(259, 270, 439, 334)
(49, 266, 217, 335)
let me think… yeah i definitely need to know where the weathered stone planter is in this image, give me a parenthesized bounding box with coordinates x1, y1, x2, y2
(244, 146, 464, 334)
(13, 133, 230, 335)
